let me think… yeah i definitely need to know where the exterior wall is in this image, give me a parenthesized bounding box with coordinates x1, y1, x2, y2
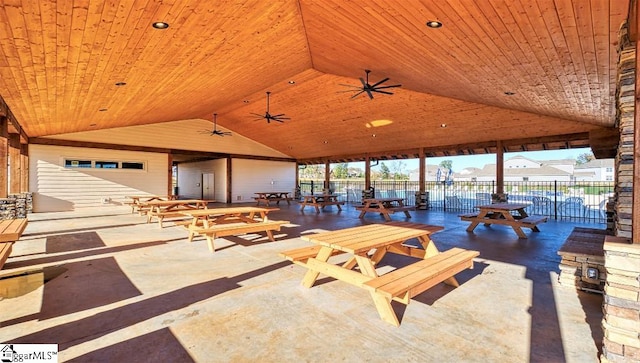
(177, 159, 227, 201)
(231, 159, 296, 203)
(504, 157, 540, 168)
(29, 144, 168, 212)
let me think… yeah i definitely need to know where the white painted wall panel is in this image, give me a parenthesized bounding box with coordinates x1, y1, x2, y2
(29, 144, 168, 212)
(44, 119, 290, 158)
(177, 159, 227, 201)
(231, 159, 296, 203)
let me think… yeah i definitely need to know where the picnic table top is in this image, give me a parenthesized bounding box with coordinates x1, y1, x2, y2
(474, 202, 531, 211)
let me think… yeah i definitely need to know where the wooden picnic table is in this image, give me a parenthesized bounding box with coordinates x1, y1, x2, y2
(0, 218, 28, 270)
(124, 195, 177, 214)
(179, 207, 288, 252)
(280, 222, 478, 326)
(460, 202, 547, 239)
(254, 192, 293, 206)
(355, 197, 415, 221)
(143, 199, 209, 227)
(299, 194, 344, 213)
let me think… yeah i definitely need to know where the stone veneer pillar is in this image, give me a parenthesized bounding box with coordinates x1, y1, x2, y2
(601, 25, 640, 363)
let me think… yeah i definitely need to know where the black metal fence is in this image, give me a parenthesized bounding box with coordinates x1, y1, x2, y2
(299, 179, 614, 224)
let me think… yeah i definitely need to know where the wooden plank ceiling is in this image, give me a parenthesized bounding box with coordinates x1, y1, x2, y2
(0, 0, 630, 162)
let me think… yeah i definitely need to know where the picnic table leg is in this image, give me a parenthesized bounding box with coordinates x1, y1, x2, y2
(370, 292, 400, 326)
(381, 212, 392, 222)
(302, 246, 335, 288)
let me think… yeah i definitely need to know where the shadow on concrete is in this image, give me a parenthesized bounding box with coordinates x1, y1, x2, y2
(6, 261, 290, 351)
(66, 328, 195, 363)
(4, 239, 180, 269)
(46, 231, 106, 253)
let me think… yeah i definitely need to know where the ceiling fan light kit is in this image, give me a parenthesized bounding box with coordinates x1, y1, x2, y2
(251, 91, 290, 123)
(339, 69, 402, 99)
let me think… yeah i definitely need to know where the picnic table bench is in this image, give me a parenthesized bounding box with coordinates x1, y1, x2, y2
(124, 195, 177, 214)
(299, 194, 344, 213)
(460, 203, 547, 239)
(254, 192, 293, 206)
(179, 207, 288, 252)
(280, 221, 479, 326)
(355, 197, 415, 221)
(0, 218, 28, 270)
(144, 199, 209, 227)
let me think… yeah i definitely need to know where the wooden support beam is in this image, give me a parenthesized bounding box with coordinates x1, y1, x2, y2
(418, 148, 425, 193)
(325, 161, 330, 190)
(633, 9, 640, 244)
(496, 140, 504, 194)
(20, 144, 28, 193)
(8, 133, 20, 194)
(167, 154, 173, 197)
(0, 118, 7, 198)
(227, 157, 232, 204)
(365, 155, 371, 190)
(589, 128, 620, 159)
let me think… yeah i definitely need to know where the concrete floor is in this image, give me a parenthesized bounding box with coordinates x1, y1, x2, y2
(0, 202, 605, 362)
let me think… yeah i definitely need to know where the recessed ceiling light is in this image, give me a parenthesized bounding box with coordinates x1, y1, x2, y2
(115, 82, 127, 86)
(440, 123, 447, 128)
(426, 20, 443, 28)
(323, 140, 328, 144)
(504, 91, 515, 95)
(243, 100, 250, 103)
(372, 134, 376, 137)
(288, 80, 295, 84)
(152, 22, 169, 29)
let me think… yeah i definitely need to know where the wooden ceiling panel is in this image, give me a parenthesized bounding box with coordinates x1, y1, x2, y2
(0, 0, 630, 161)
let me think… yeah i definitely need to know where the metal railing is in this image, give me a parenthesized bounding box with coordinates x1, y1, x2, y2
(299, 179, 613, 224)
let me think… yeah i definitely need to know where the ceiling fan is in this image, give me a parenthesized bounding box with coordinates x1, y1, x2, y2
(200, 113, 232, 137)
(339, 69, 402, 99)
(251, 91, 290, 123)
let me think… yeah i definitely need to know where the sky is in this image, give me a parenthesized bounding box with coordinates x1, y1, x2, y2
(368, 147, 594, 172)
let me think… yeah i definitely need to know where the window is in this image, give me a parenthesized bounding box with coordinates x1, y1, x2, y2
(522, 177, 529, 181)
(606, 167, 613, 172)
(121, 162, 144, 170)
(606, 176, 613, 181)
(63, 159, 145, 170)
(95, 161, 118, 169)
(65, 160, 92, 168)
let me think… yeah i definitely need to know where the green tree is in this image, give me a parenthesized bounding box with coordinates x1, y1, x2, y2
(332, 163, 349, 178)
(379, 162, 391, 179)
(439, 160, 453, 170)
(390, 160, 407, 180)
(576, 152, 594, 165)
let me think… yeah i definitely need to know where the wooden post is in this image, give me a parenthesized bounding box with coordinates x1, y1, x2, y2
(365, 155, 371, 190)
(0, 118, 7, 198)
(633, 22, 640, 244)
(8, 133, 20, 194)
(419, 148, 425, 193)
(20, 143, 28, 193)
(226, 156, 232, 204)
(325, 161, 330, 191)
(496, 140, 504, 194)
(167, 153, 174, 197)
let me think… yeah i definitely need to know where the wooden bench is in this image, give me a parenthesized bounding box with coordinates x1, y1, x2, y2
(363, 247, 479, 326)
(147, 208, 199, 228)
(192, 220, 290, 252)
(518, 216, 548, 227)
(354, 205, 415, 221)
(280, 245, 345, 266)
(0, 242, 14, 270)
(254, 196, 293, 206)
(458, 212, 479, 219)
(0, 218, 28, 270)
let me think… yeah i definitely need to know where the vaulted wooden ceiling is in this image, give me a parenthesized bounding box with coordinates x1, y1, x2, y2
(0, 0, 631, 162)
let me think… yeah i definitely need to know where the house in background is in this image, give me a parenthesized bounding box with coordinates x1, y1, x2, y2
(574, 159, 616, 182)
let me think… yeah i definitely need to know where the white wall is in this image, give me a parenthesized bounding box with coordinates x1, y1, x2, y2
(29, 144, 168, 212)
(231, 159, 296, 203)
(177, 159, 227, 201)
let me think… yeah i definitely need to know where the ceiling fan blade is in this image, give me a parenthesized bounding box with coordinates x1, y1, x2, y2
(275, 116, 290, 120)
(370, 77, 390, 88)
(365, 89, 374, 99)
(374, 84, 402, 90)
(373, 90, 394, 95)
(359, 77, 367, 88)
(350, 90, 365, 99)
(338, 83, 362, 89)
